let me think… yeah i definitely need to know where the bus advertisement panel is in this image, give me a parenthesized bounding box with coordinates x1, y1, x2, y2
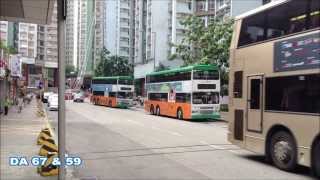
(90, 76, 134, 108)
(144, 64, 220, 120)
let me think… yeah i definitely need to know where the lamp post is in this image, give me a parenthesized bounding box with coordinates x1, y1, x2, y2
(57, 0, 66, 179)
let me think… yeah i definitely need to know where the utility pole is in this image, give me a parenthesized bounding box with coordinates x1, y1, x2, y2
(57, 0, 66, 179)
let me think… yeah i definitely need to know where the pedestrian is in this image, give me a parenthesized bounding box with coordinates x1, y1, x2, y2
(17, 94, 23, 113)
(4, 96, 10, 115)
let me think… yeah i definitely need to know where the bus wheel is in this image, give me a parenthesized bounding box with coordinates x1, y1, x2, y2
(270, 131, 297, 171)
(313, 141, 320, 177)
(108, 100, 112, 107)
(150, 105, 155, 115)
(177, 108, 183, 120)
(156, 106, 160, 116)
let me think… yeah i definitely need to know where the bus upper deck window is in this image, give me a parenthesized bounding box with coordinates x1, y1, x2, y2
(310, 0, 320, 29)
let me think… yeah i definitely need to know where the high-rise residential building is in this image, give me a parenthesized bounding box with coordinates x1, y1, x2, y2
(18, 23, 37, 59)
(133, 0, 193, 95)
(94, 0, 105, 68)
(193, 0, 267, 25)
(78, 0, 95, 76)
(65, 0, 95, 77)
(65, 0, 79, 68)
(44, 1, 58, 88)
(18, 23, 40, 88)
(104, 0, 133, 59)
(16, 2, 58, 89)
(0, 21, 16, 47)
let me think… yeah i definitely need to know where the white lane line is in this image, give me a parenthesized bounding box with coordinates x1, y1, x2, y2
(151, 126, 162, 131)
(126, 119, 145, 127)
(209, 144, 226, 150)
(200, 141, 226, 150)
(170, 132, 183, 137)
(200, 140, 209, 145)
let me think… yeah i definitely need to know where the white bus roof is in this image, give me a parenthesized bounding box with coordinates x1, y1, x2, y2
(235, 0, 289, 20)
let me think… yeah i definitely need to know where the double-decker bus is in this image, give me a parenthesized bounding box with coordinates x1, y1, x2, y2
(90, 76, 134, 108)
(144, 64, 220, 120)
(228, 0, 319, 176)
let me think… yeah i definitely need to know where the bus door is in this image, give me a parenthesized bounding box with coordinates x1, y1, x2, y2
(247, 75, 263, 133)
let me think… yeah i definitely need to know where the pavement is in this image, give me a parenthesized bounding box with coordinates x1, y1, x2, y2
(0, 99, 57, 180)
(44, 100, 314, 180)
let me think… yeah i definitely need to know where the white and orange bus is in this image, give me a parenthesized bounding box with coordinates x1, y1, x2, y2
(144, 64, 220, 120)
(228, 0, 319, 176)
(90, 76, 134, 108)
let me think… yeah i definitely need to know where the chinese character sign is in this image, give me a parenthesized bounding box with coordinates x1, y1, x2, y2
(10, 55, 22, 77)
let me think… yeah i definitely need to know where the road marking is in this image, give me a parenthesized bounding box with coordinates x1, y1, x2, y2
(170, 132, 183, 137)
(209, 145, 226, 150)
(151, 126, 161, 131)
(126, 119, 145, 127)
(200, 141, 226, 150)
(200, 140, 209, 145)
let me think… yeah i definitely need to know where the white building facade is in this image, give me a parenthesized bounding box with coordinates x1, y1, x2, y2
(134, 0, 193, 80)
(104, 0, 133, 59)
(193, 0, 268, 25)
(94, 0, 105, 69)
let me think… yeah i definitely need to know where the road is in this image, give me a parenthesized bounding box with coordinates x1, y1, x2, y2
(46, 100, 313, 180)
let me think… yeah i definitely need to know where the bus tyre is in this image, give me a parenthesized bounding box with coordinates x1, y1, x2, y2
(150, 105, 155, 115)
(108, 101, 112, 107)
(177, 108, 183, 120)
(156, 106, 160, 116)
(270, 131, 297, 171)
(313, 141, 320, 178)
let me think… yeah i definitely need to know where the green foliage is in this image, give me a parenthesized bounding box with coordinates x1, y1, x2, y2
(154, 63, 170, 72)
(94, 47, 133, 77)
(65, 64, 77, 77)
(0, 41, 17, 55)
(171, 15, 234, 85)
(220, 104, 229, 112)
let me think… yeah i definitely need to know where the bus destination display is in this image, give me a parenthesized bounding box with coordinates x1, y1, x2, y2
(274, 32, 320, 72)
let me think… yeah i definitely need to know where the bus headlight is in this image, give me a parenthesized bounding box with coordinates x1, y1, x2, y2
(192, 107, 200, 114)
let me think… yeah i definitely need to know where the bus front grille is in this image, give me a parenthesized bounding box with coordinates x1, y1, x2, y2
(200, 110, 213, 114)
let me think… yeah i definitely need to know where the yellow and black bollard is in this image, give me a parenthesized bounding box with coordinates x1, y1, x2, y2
(39, 138, 58, 156)
(37, 152, 59, 176)
(37, 128, 52, 145)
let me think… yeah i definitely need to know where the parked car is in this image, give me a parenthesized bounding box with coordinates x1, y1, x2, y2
(73, 92, 84, 102)
(48, 93, 58, 107)
(48, 94, 58, 111)
(42, 92, 53, 103)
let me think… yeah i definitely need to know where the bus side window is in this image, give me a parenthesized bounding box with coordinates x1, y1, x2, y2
(310, 0, 320, 29)
(233, 71, 243, 98)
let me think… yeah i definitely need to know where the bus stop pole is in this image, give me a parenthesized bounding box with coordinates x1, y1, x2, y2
(57, 0, 66, 179)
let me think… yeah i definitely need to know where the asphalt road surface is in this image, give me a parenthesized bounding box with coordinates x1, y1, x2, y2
(46, 100, 314, 180)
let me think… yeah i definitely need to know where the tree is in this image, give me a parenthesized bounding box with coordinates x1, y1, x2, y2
(154, 63, 170, 72)
(171, 15, 233, 84)
(0, 41, 17, 55)
(65, 64, 77, 77)
(94, 47, 133, 77)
